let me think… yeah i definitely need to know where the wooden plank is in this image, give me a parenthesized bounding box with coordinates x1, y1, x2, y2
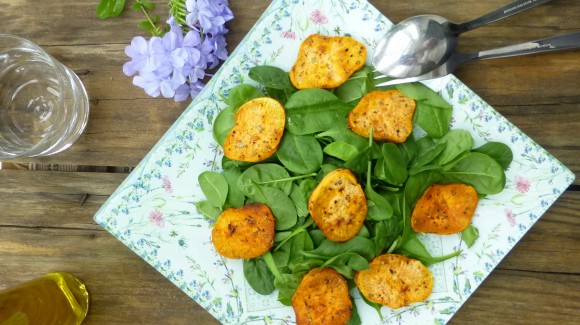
(1, 169, 578, 273)
(451, 269, 579, 324)
(0, 225, 577, 324)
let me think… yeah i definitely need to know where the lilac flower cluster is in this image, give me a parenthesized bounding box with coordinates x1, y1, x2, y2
(123, 0, 233, 102)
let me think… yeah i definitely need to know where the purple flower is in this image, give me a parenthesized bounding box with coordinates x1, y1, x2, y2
(133, 71, 182, 98)
(123, 36, 157, 76)
(123, 0, 232, 102)
(186, 0, 233, 35)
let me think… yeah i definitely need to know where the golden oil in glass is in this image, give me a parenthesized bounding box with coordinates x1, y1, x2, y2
(0, 272, 89, 325)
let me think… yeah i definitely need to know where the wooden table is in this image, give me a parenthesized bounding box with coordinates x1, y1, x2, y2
(1, 0, 578, 324)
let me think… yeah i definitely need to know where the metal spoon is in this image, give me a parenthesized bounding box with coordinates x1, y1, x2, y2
(374, 31, 580, 87)
(373, 0, 553, 78)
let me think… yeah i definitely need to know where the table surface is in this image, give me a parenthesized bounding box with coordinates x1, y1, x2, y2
(1, 0, 578, 324)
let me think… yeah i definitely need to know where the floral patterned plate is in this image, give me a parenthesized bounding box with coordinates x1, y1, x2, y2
(93, 0, 575, 324)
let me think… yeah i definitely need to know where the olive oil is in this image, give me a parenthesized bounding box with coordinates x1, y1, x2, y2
(0, 273, 89, 325)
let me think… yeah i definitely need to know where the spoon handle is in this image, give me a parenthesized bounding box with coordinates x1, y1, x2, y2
(455, 0, 552, 33)
(470, 31, 580, 61)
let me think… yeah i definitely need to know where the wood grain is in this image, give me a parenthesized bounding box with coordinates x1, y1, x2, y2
(0, 0, 578, 324)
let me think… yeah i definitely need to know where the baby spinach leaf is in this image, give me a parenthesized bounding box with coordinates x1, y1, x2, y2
(275, 272, 305, 306)
(396, 233, 461, 266)
(221, 167, 245, 208)
(323, 141, 359, 161)
(434, 129, 474, 166)
(303, 236, 376, 261)
(371, 217, 403, 256)
(285, 89, 351, 135)
(212, 106, 235, 146)
(473, 142, 513, 170)
(399, 136, 417, 166)
(248, 65, 295, 90)
(228, 84, 263, 111)
(408, 164, 443, 176)
(404, 170, 441, 208)
(289, 180, 318, 218)
(334, 66, 375, 106)
(441, 152, 505, 195)
(251, 182, 297, 230)
(194, 200, 221, 221)
(414, 102, 453, 138)
(374, 143, 408, 186)
(198, 171, 228, 208)
(396, 83, 452, 138)
(243, 258, 276, 295)
(461, 225, 479, 248)
(277, 133, 323, 174)
(238, 164, 292, 197)
(365, 186, 393, 221)
(396, 82, 451, 109)
(346, 298, 362, 325)
(412, 136, 446, 167)
(316, 123, 369, 152)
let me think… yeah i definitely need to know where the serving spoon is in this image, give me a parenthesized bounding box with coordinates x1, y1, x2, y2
(373, 0, 553, 78)
(374, 31, 580, 87)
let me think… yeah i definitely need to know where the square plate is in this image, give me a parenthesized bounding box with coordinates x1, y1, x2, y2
(94, 0, 575, 323)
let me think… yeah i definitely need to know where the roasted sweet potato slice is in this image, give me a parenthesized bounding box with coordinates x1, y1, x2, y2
(348, 90, 416, 143)
(411, 183, 479, 235)
(292, 268, 352, 325)
(354, 254, 433, 309)
(308, 168, 367, 242)
(211, 203, 275, 259)
(223, 97, 285, 162)
(290, 34, 367, 89)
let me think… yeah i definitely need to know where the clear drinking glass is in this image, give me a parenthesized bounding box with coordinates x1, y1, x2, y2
(0, 35, 89, 159)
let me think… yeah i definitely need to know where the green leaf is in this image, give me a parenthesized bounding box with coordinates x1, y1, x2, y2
(142, 1, 155, 10)
(228, 84, 264, 111)
(316, 123, 369, 152)
(249, 65, 295, 90)
(237, 164, 293, 196)
(194, 200, 221, 220)
(441, 152, 505, 195)
(434, 129, 474, 166)
(374, 143, 408, 186)
(285, 89, 351, 135)
(212, 106, 235, 146)
(251, 182, 297, 230)
(137, 20, 154, 32)
(277, 133, 323, 174)
(323, 141, 359, 161)
(396, 234, 461, 266)
(96, 0, 125, 19)
(243, 258, 276, 295)
(473, 142, 513, 170)
(414, 102, 453, 138)
(461, 225, 479, 248)
(221, 167, 245, 208)
(303, 236, 376, 261)
(198, 171, 228, 208)
(334, 66, 375, 106)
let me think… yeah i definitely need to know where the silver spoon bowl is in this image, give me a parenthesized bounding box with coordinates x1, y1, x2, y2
(373, 0, 553, 78)
(374, 31, 580, 87)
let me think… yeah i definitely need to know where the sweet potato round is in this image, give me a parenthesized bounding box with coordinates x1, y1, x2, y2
(355, 254, 433, 309)
(292, 268, 352, 325)
(211, 203, 275, 259)
(308, 168, 367, 242)
(411, 183, 479, 235)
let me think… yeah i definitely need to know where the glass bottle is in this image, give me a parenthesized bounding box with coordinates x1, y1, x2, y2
(0, 272, 89, 325)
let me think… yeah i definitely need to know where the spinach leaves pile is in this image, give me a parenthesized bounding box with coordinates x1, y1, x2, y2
(195, 65, 512, 318)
